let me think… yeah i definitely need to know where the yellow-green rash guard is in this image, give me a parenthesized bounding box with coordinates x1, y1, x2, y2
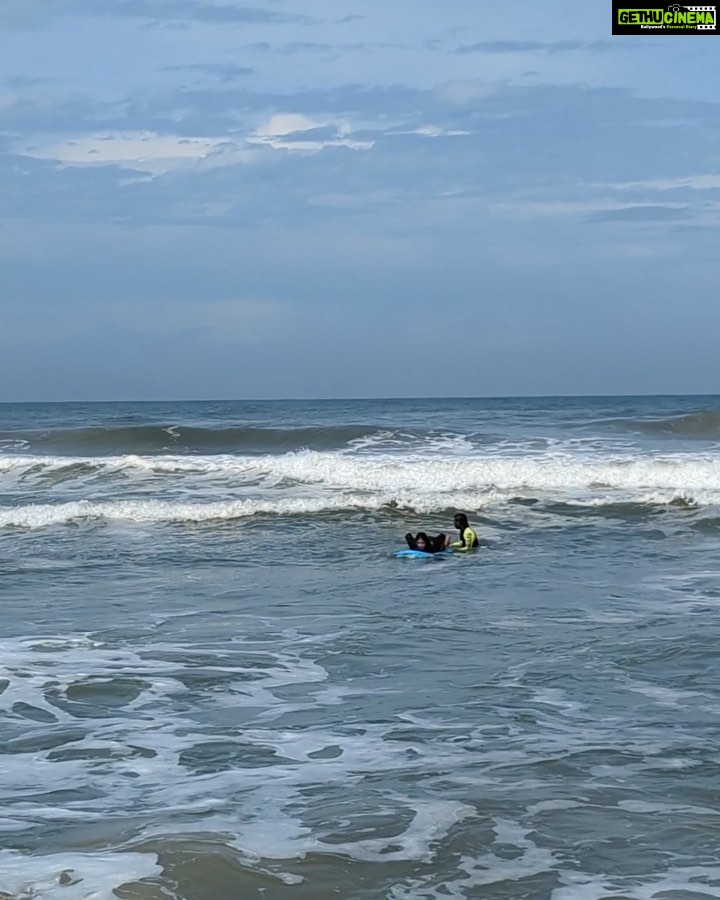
(450, 527, 478, 552)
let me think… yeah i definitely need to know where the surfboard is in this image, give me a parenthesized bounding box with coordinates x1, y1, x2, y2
(394, 548, 454, 559)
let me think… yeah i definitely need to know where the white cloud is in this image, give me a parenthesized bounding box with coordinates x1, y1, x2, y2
(16, 130, 256, 174)
(488, 195, 720, 229)
(247, 112, 374, 152)
(490, 199, 688, 220)
(253, 113, 319, 137)
(394, 125, 471, 138)
(607, 174, 720, 192)
(15, 114, 375, 173)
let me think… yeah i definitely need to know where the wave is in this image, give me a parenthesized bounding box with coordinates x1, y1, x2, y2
(1, 447, 720, 489)
(1, 450, 720, 527)
(604, 410, 720, 440)
(0, 491, 712, 529)
(0, 424, 396, 456)
(0, 496, 390, 528)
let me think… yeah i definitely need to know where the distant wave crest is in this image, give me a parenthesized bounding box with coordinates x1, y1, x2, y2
(606, 410, 720, 440)
(0, 424, 389, 456)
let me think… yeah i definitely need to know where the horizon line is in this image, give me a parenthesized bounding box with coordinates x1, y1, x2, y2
(1, 391, 719, 405)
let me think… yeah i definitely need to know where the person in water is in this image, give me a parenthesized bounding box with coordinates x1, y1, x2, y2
(405, 531, 447, 553)
(445, 513, 479, 552)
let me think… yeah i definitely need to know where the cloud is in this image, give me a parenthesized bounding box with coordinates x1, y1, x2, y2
(163, 63, 254, 82)
(15, 131, 257, 175)
(487, 199, 685, 222)
(5, 81, 720, 238)
(276, 41, 333, 54)
(0, 0, 316, 27)
(247, 113, 374, 152)
(454, 40, 613, 55)
(608, 174, 720, 192)
(389, 125, 470, 138)
(587, 204, 692, 222)
(2, 75, 50, 88)
(4, 2, 720, 400)
(231, 39, 398, 57)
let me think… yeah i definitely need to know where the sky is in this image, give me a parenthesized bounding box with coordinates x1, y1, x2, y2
(1, 0, 719, 401)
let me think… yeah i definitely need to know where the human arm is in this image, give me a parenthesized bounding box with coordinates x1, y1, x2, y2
(452, 527, 477, 551)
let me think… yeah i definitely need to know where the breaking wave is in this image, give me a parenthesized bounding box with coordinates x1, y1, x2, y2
(1, 449, 719, 528)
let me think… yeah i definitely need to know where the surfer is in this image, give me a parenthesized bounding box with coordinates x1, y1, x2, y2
(445, 513, 479, 552)
(405, 531, 447, 554)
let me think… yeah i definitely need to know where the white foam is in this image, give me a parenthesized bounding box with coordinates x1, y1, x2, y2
(328, 800, 474, 863)
(0, 495, 386, 528)
(388, 819, 558, 897)
(3, 624, 718, 894)
(1, 448, 720, 497)
(623, 678, 710, 707)
(0, 632, 481, 873)
(247, 450, 720, 502)
(2, 446, 720, 528)
(618, 799, 720, 816)
(526, 799, 584, 816)
(348, 429, 477, 456)
(0, 849, 161, 900)
(529, 688, 586, 718)
(393, 822, 720, 900)
(552, 864, 720, 899)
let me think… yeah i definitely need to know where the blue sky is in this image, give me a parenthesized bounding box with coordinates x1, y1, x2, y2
(1, 0, 719, 400)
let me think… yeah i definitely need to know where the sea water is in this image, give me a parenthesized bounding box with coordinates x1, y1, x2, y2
(1, 396, 720, 899)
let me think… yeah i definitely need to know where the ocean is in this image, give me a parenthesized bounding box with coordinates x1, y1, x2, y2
(1, 395, 720, 899)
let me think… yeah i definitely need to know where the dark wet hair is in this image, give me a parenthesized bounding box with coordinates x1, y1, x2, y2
(453, 513, 469, 529)
(416, 532, 429, 543)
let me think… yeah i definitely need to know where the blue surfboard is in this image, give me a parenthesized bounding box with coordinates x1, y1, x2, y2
(394, 548, 454, 559)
